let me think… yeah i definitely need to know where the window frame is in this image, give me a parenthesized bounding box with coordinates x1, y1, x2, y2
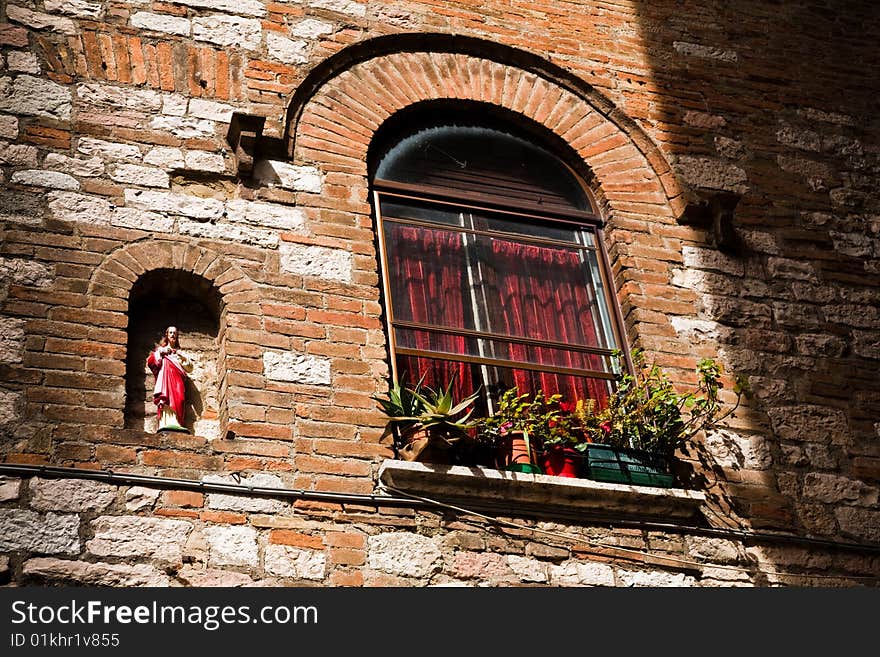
(373, 176, 632, 399)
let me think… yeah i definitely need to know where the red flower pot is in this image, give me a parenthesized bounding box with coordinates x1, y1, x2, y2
(540, 446, 581, 478)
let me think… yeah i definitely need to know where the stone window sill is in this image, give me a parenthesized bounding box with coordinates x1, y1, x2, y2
(377, 459, 706, 522)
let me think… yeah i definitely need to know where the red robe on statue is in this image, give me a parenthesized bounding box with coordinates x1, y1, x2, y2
(147, 348, 189, 425)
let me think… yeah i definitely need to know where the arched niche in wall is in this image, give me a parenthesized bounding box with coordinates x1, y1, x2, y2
(125, 269, 222, 434)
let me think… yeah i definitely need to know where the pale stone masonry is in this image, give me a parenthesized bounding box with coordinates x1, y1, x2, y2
(0, 0, 878, 587)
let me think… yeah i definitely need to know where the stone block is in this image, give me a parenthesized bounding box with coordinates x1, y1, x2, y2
(616, 569, 697, 587)
(549, 560, 615, 586)
(450, 551, 513, 581)
(681, 245, 745, 276)
(23, 558, 170, 586)
(48, 191, 113, 225)
(266, 33, 309, 65)
(174, 0, 266, 17)
(178, 219, 278, 247)
(0, 477, 21, 502)
(184, 150, 226, 172)
(226, 199, 306, 231)
(704, 429, 772, 470)
(253, 160, 322, 193)
(144, 146, 185, 169)
(368, 533, 441, 578)
(264, 544, 326, 580)
(673, 41, 738, 62)
(188, 99, 235, 122)
(263, 350, 331, 385)
(130, 12, 191, 36)
(44, 153, 104, 177)
(507, 554, 549, 583)
(7, 51, 40, 74)
(125, 486, 161, 512)
(29, 477, 117, 512)
(87, 516, 192, 563)
(677, 155, 748, 192)
(111, 207, 175, 233)
(77, 82, 163, 113)
(192, 15, 262, 51)
(767, 405, 848, 443)
(0, 390, 23, 427)
(176, 565, 258, 587)
(685, 536, 742, 564)
(43, 0, 104, 18)
(291, 18, 334, 38)
(77, 137, 142, 162)
(0, 115, 19, 139)
(0, 141, 39, 167)
(148, 116, 215, 138)
(0, 317, 26, 364)
(307, 0, 366, 18)
(0, 75, 71, 120)
(0, 510, 80, 555)
(124, 189, 223, 220)
(205, 524, 258, 567)
(203, 473, 288, 513)
(109, 164, 170, 188)
(803, 473, 878, 506)
(11, 170, 79, 191)
(5, 6, 77, 35)
(0, 257, 53, 286)
(162, 94, 188, 116)
(279, 242, 352, 282)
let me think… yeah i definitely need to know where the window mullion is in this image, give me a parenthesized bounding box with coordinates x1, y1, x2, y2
(460, 211, 496, 408)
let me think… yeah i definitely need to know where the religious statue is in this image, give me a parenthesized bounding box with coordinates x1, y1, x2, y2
(146, 326, 194, 432)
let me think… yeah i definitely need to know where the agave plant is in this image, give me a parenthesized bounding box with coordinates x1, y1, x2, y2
(410, 378, 481, 438)
(374, 373, 482, 462)
(372, 373, 429, 443)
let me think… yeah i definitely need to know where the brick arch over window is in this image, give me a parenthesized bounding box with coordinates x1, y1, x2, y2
(286, 40, 699, 361)
(285, 34, 688, 219)
(89, 241, 259, 438)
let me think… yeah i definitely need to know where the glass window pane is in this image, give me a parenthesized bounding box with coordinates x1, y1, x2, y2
(376, 124, 591, 211)
(383, 218, 613, 350)
(395, 327, 614, 374)
(396, 354, 612, 410)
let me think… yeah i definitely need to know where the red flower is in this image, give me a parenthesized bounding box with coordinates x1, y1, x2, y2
(599, 421, 612, 435)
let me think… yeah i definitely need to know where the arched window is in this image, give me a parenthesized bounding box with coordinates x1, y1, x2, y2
(371, 111, 626, 409)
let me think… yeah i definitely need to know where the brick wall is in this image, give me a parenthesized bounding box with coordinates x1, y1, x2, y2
(0, 0, 878, 586)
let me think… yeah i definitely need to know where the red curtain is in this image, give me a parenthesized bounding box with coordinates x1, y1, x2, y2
(388, 224, 474, 399)
(486, 239, 609, 407)
(388, 221, 609, 408)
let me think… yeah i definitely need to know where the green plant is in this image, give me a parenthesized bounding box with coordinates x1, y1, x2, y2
(574, 349, 748, 457)
(410, 378, 481, 437)
(372, 373, 429, 444)
(478, 387, 579, 454)
(374, 374, 481, 460)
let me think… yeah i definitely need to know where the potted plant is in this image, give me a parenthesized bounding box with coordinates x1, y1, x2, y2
(572, 349, 748, 487)
(374, 374, 481, 464)
(477, 387, 580, 475)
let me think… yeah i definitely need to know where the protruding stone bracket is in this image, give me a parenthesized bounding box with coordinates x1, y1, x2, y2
(680, 191, 742, 253)
(226, 113, 266, 178)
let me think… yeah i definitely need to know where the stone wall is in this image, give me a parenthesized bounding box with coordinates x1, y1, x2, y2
(1, 474, 877, 587)
(0, 0, 878, 586)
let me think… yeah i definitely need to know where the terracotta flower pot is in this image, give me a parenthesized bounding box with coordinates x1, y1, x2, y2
(495, 431, 542, 474)
(398, 427, 453, 464)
